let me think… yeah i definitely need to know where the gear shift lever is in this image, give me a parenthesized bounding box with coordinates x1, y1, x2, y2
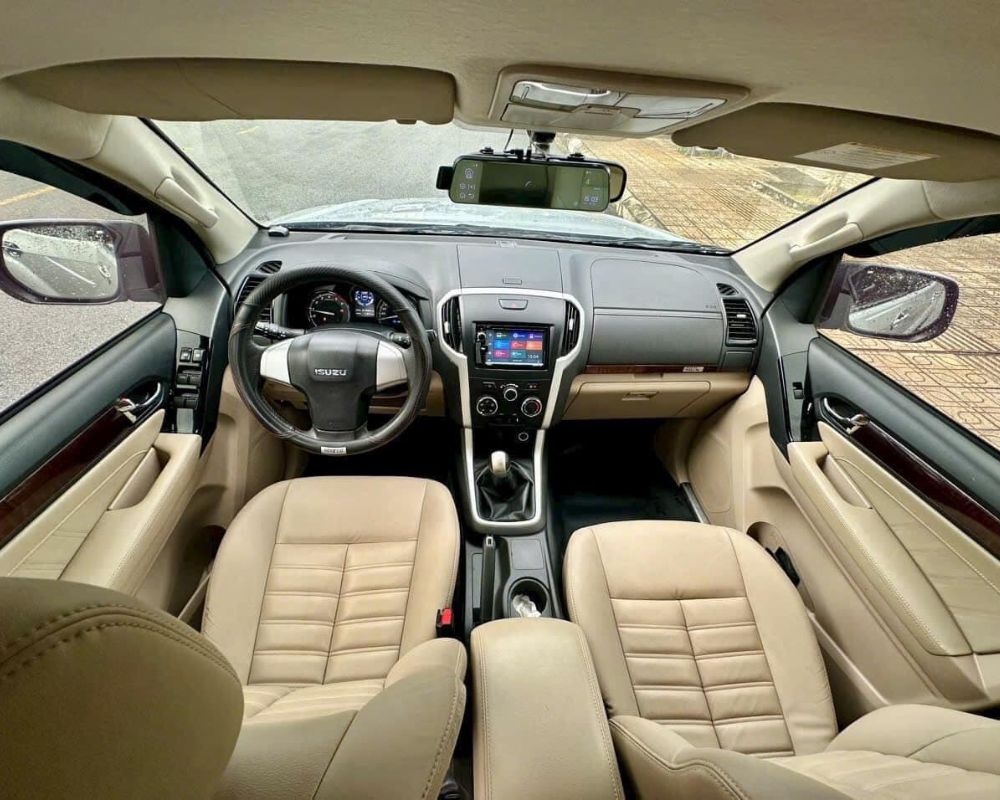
(476, 448, 533, 522)
(490, 450, 510, 479)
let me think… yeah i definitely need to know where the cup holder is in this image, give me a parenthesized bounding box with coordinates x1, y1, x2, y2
(506, 577, 550, 618)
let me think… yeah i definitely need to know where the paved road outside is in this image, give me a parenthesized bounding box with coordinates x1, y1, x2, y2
(0, 173, 158, 411)
(3, 123, 1000, 454)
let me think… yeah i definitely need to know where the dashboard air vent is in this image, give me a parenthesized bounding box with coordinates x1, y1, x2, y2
(441, 297, 463, 352)
(716, 283, 737, 296)
(236, 274, 272, 323)
(562, 302, 581, 354)
(722, 298, 757, 346)
(257, 260, 282, 274)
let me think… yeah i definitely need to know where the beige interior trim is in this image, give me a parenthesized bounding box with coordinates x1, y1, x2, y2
(735, 174, 1000, 291)
(5, 4, 1000, 271)
(786, 436, 970, 658)
(562, 372, 750, 420)
(11, 59, 456, 123)
(60, 431, 201, 595)
(472, 618, 624, 800)
(138, 368, 292, 613)
(0, 83, 256, 262)
(684, 379, 965, 720)
(818, 422, 1000, 655)
(0, 410, 164, 581)
(675, 103, 1000, 182)
(0, 409, 201, 597)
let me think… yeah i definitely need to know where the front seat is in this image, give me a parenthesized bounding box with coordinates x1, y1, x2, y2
(203, 476, 466, 799)
(565, 521, 1000, 799)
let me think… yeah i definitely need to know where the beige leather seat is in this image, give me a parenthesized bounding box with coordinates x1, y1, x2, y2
(203, 476, 467, 799)
(0, 578, 243, 800)
(565, 520, 1000, 800)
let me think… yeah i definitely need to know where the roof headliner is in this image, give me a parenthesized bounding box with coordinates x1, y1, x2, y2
(2, 0, 999, 137)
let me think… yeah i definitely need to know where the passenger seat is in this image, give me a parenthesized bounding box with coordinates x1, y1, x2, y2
(564, 521, 1000, 799)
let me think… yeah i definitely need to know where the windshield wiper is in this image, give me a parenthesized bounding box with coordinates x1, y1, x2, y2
(279, 221, 731, 255)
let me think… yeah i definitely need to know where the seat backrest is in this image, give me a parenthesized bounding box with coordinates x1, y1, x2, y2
(0, 577, 243, 799)
(565, 520, 838, 757)
(203, 476, 460, 686)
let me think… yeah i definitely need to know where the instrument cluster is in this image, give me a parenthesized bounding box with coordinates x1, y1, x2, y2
(298, 283, 404, 330)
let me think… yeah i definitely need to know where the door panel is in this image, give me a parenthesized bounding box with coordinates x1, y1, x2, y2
(687, 378, 934, 724)
(59, 428, 200, 594)
(0, 410, 166, 579)
(816, 421, 1000, 654)
(0, 313, 176, 494)
(777, 335, 1000, 711)
(0, 310, 202, 597)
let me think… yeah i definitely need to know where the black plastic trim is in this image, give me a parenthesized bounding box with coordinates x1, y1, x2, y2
(0, 314, 176, 496)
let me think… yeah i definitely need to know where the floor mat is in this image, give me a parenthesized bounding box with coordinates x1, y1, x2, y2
(548, 421, 696, 550)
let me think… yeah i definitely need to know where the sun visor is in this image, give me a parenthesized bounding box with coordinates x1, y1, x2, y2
(6, 59, 455, 123)
(674, 103, 1000, 182)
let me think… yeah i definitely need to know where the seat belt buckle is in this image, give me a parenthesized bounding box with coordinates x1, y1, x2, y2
(436, 607, 455, 637)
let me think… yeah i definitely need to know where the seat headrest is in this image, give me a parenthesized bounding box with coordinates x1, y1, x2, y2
(0, 578, 243, 799)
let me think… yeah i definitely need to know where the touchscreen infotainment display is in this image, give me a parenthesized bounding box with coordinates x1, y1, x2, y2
(482, 327, 547, 368)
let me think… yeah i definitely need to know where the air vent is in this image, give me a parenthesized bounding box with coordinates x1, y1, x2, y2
(235, 274, 272, 323)
(441, 297, 463, 352)
(716, 283, 738, 296)
(722, 298, 757, 346)
(562, 302, 581, 354)
(258, 260, 282, 274)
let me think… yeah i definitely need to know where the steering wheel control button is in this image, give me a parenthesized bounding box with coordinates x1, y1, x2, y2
(521, 396, 543, 418)
(501, 383, 519, 402)
(476, 396, 499, 417)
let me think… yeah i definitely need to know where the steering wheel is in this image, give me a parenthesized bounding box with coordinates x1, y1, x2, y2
(229, 265, 432, 456)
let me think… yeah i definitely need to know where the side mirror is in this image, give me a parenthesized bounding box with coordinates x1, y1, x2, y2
(0, 220, 163, 304)
(818, 260, 959, 342)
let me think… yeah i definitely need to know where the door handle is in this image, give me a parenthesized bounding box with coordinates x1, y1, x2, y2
(820, 397, 870, 435)
(115, 382, 163, 423)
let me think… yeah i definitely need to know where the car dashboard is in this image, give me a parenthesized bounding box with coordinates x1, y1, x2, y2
(225, 230, 768, 436)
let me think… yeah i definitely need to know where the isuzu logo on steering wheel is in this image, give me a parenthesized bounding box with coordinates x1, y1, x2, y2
(314, 367, 349, 377)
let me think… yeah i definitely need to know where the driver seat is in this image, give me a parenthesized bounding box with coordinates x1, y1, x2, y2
(203, 475, 466, 799)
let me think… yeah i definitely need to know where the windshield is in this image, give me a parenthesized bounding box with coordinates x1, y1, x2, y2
(156, 120, 868, 251)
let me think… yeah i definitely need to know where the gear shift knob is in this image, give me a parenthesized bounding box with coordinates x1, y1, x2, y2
(490, 450, 510, 478)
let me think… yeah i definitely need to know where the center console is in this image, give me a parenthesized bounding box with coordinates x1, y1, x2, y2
(439, 290, 581, 532)
(439, 287, 584, 636)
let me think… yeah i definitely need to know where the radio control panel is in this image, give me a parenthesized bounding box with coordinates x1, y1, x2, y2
(472, 377, 549, 427)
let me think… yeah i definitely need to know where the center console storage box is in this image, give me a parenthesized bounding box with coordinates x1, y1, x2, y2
(471, 618, 623, 800)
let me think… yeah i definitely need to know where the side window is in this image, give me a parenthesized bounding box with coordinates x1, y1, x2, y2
(819, 232, 1000, 449)
(0, 171, 162, 415)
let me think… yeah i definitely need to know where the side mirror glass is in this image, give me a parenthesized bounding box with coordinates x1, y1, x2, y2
(818, 260, 959, 342)
(0, 221, 162, 304)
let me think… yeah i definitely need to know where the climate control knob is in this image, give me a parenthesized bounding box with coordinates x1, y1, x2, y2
(476, 395, 499, 417)
(501, 383, 519, 402)
(521, 396, 543, 418)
